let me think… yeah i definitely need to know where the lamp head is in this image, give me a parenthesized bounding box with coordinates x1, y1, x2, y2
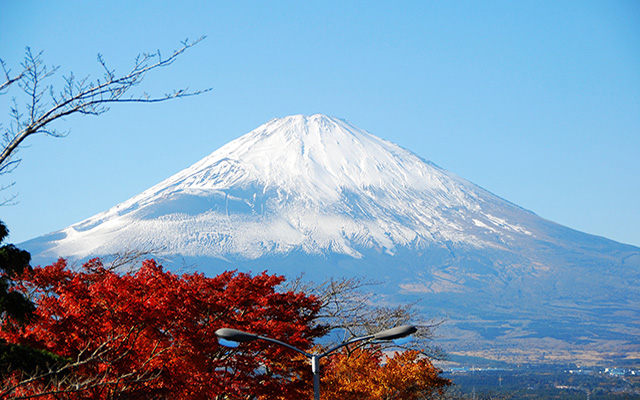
(215, 328, 259, 343)
(372, 325, 417, 341)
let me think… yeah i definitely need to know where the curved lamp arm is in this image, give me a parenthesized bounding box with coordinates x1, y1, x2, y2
(215, 324, 417, 360)
(319, 324, 417, 358)
(215, 328, 314, 358)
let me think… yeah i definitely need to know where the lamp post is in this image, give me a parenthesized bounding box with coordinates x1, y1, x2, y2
(215, 324, 417, 400)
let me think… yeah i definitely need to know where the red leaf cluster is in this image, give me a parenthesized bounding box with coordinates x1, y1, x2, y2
(1, 258, 324, 399)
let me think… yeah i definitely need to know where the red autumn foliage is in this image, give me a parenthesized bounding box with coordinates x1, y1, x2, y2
(1, 258, 324, 399)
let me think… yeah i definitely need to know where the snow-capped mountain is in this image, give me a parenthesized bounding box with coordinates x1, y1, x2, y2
(27, 115, 536, 262)
(22, 115, 640, 365)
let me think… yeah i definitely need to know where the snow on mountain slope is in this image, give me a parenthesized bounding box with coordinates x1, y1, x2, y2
(28, 114, 537, 263)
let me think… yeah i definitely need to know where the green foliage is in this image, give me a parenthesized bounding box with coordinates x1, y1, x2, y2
(0, 341, 69, 376)
(0, 220, 63, 379)
(0, 220, 34, 323)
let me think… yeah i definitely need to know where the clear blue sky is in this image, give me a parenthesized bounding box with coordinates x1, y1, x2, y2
(1, 1, 639, 247)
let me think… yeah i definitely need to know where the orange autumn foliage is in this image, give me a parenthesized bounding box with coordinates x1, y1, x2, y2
(319, 347, 450, 400)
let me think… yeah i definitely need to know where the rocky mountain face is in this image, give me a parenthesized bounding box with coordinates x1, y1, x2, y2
(23, 114, 640, 365)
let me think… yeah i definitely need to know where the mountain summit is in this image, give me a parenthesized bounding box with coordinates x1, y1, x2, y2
(23, 114, 640, 364)
(27, 115, 537, 262)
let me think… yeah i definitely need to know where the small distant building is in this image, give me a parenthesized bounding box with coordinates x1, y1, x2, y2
(605, 368, 627, 376)
(568, 369, 593, 375)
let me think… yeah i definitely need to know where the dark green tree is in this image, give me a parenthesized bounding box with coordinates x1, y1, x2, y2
(0, 220, 65, 379)
(0, 220, 34, 324)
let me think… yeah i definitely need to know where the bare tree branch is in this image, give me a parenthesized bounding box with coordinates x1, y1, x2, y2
(0, 329, 166, 399)
(285, 275, 447, 359)
(0, 37, 211, 181)
(0, 59, 29, 94)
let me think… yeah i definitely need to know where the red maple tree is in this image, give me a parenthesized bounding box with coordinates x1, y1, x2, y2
(1, 258, 324, 399)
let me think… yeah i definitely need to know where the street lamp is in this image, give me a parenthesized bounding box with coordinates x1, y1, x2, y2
(215, 325, 417, 400)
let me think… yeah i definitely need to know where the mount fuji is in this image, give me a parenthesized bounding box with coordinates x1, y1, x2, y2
(22, 114, 640, 365)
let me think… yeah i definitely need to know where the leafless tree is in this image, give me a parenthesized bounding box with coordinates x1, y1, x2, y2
(286, 275, 446, 359)
(0, 37, 210, 204)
